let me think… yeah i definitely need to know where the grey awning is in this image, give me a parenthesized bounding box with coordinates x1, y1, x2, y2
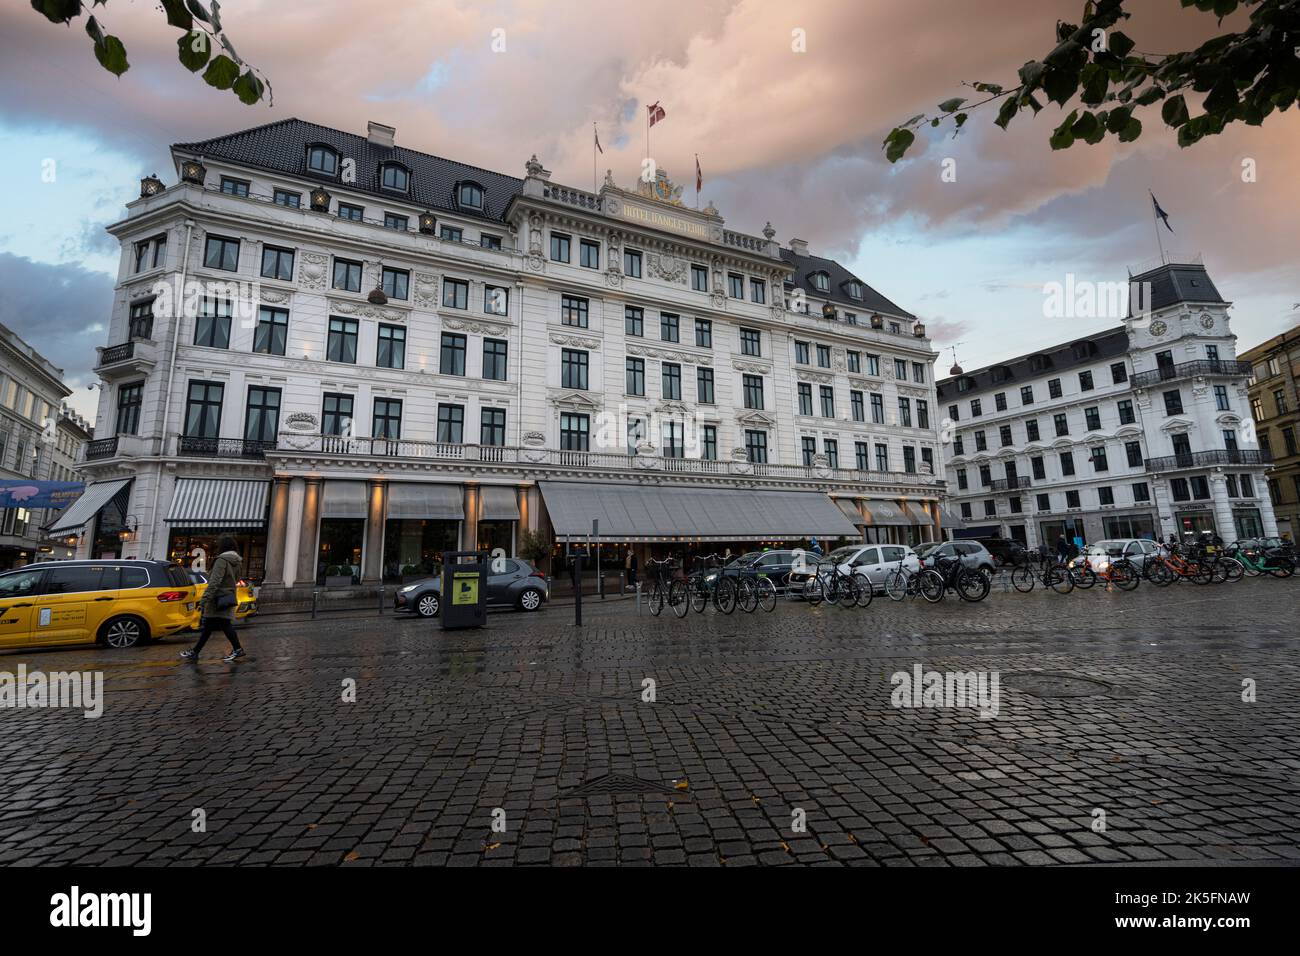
(479, 485, 519, 520)
(539, 481, 860, 542)
(46, 478, 132, 535)
(859, 498, 914, 527)
(387, 483, 463, 520)
(322, 480, 368, 518)
(166, 478, 269, 528)
(936, 501, 966, 529)
(835, 498, 865, 525)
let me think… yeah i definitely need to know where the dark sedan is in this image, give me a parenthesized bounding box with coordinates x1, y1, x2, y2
(394, 558, 549, 618)
(705, 549, 802, 591)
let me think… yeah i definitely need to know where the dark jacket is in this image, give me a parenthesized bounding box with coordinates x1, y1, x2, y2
(202, 550, 244, 620)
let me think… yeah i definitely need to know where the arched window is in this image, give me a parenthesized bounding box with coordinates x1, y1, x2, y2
(458, 182, 484, 209)
(307, 145, 339, 176)
(381, 164, 409, 192)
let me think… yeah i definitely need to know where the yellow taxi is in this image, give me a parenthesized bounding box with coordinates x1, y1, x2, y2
(0, 560, 197, 651)
(185, 569, 258, 627)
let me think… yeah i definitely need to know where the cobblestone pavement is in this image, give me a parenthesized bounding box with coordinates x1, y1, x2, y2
(1, 577, 1297, 866)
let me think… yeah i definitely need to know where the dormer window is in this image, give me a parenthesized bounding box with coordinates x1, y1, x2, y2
(1029, 353, 1053, 372)
(810, 271, 829, 292)
(307, 145, 339, 177)
(847, 281, 862, 299)
(381, 164, 409, 192)
(457, 182, 484, 209)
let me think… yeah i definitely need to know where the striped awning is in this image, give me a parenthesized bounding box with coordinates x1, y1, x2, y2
(166, 478, 269, 528)
(936, 501, 966, 529)
(46, 478, 132, 535)
(387, 483, 463, 520)
(479, 486, 520, 520)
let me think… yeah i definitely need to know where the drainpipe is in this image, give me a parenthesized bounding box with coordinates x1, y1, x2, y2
(147, 216, 195, 558)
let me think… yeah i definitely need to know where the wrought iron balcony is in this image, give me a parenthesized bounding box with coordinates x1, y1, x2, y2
(97, 342, 136, 366)
(1146, 448, 1273, 472)
(178, 436, 277, 459)
(986, 476, 1031, 491)
(1131, 359, 1252, 390)
(83, 436, 120, 460)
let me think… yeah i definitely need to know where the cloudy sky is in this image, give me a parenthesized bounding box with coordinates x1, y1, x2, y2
(2, 0, 1297, 419)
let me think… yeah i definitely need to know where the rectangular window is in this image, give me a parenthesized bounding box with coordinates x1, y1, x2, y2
(579, 238, 600, 269)
(974, 430, 987, 451)
(1066, 490, 1081, 509)
(728, 273, 744, 298)
(740, 328, 761, 356)
(856, 442, 870, 471)
(866, 354, 881, 376)
(1097, 486, 1114, 506)
(372, 398, 402, 440)
(750, 278, 766, 304)
(440, 225, 462, 242)
(847, 351, 861, 374)
(376, 324, 406, 369)
(1000, 424, 1013, 446)
(442, 277, 469, 310)
(194, 297, 231, 349)
(660, 313, 679, 342)
(1191, 476, 1211, 500)
(483, 285, 509, 316)
(851, 390, 865, 422)
(625, 357, 645, 396)
(1060, 451, 1075, 476)
(696, 319, 713, 349)
(1164, 389, 1184, 416)
(875, 444, 889, 472)
(903, 446, 916, 473)
(1020, 385, 1034, 405)
(332, 258, 363, 292)
(337, 203, 364, 221)
(971, 399, 982, 417)
(1214, 384, 1229, 411)
(1079, 370, 1094, 391)
(798, 382, 813, 417)
(326, 317, 359, 363)
(912, 363, 926, 383)
(273, 189, 300, 208)
(817, 345, 832, 369)
(1091, 446, 1109, 471)
(244, 386, 281, 444)
(702, 425, 718, 461)
(995, 392, 1007, 412)
(482, 338, 508, 381)
(1054, 413, 1069, 436)
(1085, 406, 1101, 431)
(322, 393, 354, 436)
(436, 403, 464, 444)
(821, 386, 836, 418)
(1171, 477, 1190, 502)
(1111, 362, 1127, 384)
(795, 341, 810, 365)
(480, 408, 506, 446)
(384, 212, 409, 231)
(560, 413, 589, 451)
(550, 233, 571, 262)
(625, 306, 644, 337)
(203, 235, 240, 272)
(894, 358, 907, 379)
(743, 374, 764, 410)
(692, 264, 708, 292)
(115, 382, 143, 435)
(183, 381, 223, 438)
(1026, 419, 1040, 442)
(479, 234, 502, 250)
(624, 249, 642, 277)
(745, 430, 768, 464)
(801, 436, 817, 467)
(661, 362, 682, 400)
(1132, 482, 1150, 502)
(252, 305, 288, 356)
(870, 393, 884, 424)
(1117, 399, 1135, 424)
(1125, 440, 1143, 467)
(1031, 456, 1045, 480)
(1049, 378, 1062, 399)
(1037, 493, 1051, 512)
(696, 367, 715, 404)
(260, 245, 295, 281)
(220, 177, 249, 197)
(439, 332, 466, 375)
(561, 295, 588, 327)
(381, 267, 410, 300)
(897, 396, 911, 427)
(662, 421, 685, 459)
(562, 349, 589, 390)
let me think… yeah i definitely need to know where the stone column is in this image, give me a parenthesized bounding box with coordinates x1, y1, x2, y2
(1258, 482, 1280, 536)
(295, 477, 323, 586)
(1209, 475, 1235, 540)
(462, 485, 478, 551)
(1151, 478, 1177, 541)
(261, 476, 292, 586)
(362, 478, 386, 584)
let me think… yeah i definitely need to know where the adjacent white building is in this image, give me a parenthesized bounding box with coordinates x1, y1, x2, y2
(60, 118, 945, 591)
(937, 261, 1277, 548)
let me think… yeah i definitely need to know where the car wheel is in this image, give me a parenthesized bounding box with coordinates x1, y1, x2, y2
(518, 588, 543, 612)
(415, 592, 440, 618)
(101, 615, 148, 649)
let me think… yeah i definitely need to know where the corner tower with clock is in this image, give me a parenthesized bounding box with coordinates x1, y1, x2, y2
(1124, 260, 1276, 541)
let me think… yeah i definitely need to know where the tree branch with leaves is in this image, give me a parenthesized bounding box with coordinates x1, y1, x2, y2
(883, 0, 1300, 162)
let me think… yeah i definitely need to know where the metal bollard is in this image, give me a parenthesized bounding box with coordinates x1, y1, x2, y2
(311, 588, 319, 619)
(378, 585, 385, 615)
(636, 581, 642, 614)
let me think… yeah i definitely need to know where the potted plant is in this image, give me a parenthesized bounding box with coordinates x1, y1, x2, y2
(518, 528, 551, 573)
(324, 565, 352, 588)
(400, 563, 427, 584)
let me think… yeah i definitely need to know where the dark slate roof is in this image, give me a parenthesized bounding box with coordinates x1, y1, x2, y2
(173, 118, 523, 223)
(780, 248, 914, 319)
(1129, 262, 1225, 315)
(935, 326, 1129, 400)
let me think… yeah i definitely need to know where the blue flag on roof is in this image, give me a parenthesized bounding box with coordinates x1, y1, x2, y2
(1150, 192, 1174, 233)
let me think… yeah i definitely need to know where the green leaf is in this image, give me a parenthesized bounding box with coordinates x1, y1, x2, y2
(87, 20, 129, 78)
(1118, 116, 1142, 142)
(1050, 110, 1079, 150)
(994, 97, 1019, 129)
(954, 112, 968, 128)
(883, 128, 915, 163)
(1203, 77, 1239, 114)
(202, 53, 240, 90)
(938, 97, 966, 113)
(232, 69, 263, 105)
(1109, 31, 1136, 59)
(160, 0, 194, 29)
(1018, 60, 1045, 88)
(1106, 105, 1131, 133)
(972, 82, 1004, 95)
(1071, 110, 1100, 140)
(1043, 66, 1080, 105)
(1079, 63, 1108, 105)
(1161, 94, 1190, 127)
(177, 31, 210, 72)
(30, 0, 82, 24)
(185, 0, 213, 23)
(1134, 85, 1166, 106)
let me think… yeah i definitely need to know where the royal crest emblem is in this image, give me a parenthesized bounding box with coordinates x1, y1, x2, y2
(636, 168, 684, 206)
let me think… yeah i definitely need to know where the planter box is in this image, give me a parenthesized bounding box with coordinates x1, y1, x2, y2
(325, 575, 353, 588)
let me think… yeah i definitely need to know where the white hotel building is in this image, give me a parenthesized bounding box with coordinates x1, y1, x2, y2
(936, 261, 1278, 549)
(56, 119, 945, 590)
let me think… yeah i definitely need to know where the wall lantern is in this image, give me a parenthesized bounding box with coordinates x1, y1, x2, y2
(118, 514, 140, 542)
(140, 174, 165, 198)
(310, 187, 332, 212)
(418, 211, 437, 235)
(821, 302, 837, 320)
(179, 158, 206, 185)
(870, 313, 884, 329)
(913, 323, 927, 337)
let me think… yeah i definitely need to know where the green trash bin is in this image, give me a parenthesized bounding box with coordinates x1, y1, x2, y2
(440, 550, 488, 630)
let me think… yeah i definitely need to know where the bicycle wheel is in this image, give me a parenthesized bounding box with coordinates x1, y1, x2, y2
(755, 576, 777, 612)
(714, 576, 738, 613)
(1111, 562, 1139, 591)
(669, 579, 690, 617)
(853, 573, 874, 608)
(1146, 560, 1174, 586)
(1191, 561, 1215, 585)
(1220, 557, 1244, 581)
(955, 568, 990, 602)
(885, 569, 908, 601)
(1267, 556, 1295, 578)
(1046, 564, 1074, 594)
(1010, 566, 1035, 592)
(920, 569, 946, 603)
(804, 574, 824, 606)
(1239, 557, 1262, 577)
(648, 582, 665, 616)
(1072, 566, 1097, 589)
(736, 577, 757, 613)
(690, 577, 709, 613)
(841, 574, 864, 608)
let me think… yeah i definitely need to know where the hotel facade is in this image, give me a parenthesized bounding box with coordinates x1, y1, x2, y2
(57, 119, 945, 590)
(936, 262, 1278, 549)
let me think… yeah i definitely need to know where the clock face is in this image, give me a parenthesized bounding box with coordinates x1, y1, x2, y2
(1201, 314, 1214, 330)
(1149, 319, 1167, 337)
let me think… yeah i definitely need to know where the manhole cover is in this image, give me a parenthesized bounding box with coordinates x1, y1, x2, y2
(563, 773, 678, 797)
(1005, 672, 1113, 698)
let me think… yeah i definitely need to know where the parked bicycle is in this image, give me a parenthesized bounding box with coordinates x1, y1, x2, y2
(677, 553, 737, 615)
(805, 557, 867, 607)
(733, 562, 779, 613)
(884, 557, 944, 603)
(1144, 544, 1213, 586)
(645, 557, 677, 617)
(1069, 553, 1140, 591)
(1010, 553, 1074, 593)
(930, 553, 991, 602)
(1224, 542, 1295, 579)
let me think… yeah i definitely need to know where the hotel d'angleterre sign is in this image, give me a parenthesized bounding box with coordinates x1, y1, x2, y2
(604, 169, 722, 243)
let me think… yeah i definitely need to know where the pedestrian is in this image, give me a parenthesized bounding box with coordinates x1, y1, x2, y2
(181, 534, 246, 662)
(1055, 534, 1069, 563)
(809, 536, 823, 556)
(625, 548, 638, 590)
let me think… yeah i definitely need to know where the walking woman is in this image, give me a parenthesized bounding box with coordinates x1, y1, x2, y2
(181, 534, 246, 662)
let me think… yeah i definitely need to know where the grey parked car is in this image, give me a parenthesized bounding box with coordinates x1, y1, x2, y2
(914, 540, 997, 574)
(394, 558, 549, 618)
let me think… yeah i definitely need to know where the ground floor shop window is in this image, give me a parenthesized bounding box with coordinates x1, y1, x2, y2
(1232, 509, 1262, 540)
(477, 520, 515, 558)
(1175, 511, 1215, 537)
(167, 530, 267, 580)
(383, 518, 459, 582)
(1102, 515, 1156, 540)
(319, 518, 365, 584)
(1040, 518, 1086, 551)
(92, 498, 128, 559)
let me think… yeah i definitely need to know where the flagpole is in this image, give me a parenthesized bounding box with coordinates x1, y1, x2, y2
(1150, 190, 1167, 265)
(695, 153, 699, 210)
(593, 122, 597, 194)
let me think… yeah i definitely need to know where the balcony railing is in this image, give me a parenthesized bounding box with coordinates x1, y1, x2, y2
(97, 342, 136, 366)
(1146, 448, 1273, 472)
(1131, 359, 1252, 390)
(178, 436, 277, 459)
(83, 436, 120, 460)
(987, 476, 1031, 491)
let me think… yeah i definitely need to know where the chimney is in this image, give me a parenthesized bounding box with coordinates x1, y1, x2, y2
(789, 237, 809, 257)
(367, 121, 396, 148)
